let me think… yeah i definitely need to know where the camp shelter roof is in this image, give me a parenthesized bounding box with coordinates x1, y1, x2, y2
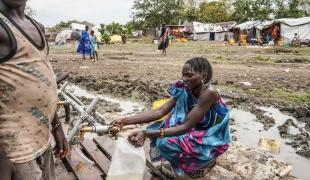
(277, 17, 310, 27)
(233, 20, 262, 30)
(71, 23, 86, 31)
(255, 20, 274, 30)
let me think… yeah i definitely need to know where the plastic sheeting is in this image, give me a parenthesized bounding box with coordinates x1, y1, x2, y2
(107, 138, 146, 180)
(193, 21, 231, 33)
(281, 23, 310, 44)
(278, 17, 310, 27)
(55, 30, 74, 44)
(234, 21, 262, 30)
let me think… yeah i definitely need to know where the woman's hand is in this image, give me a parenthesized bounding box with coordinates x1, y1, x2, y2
(128, 130, 147, 147)
(109, 118, 125, 136)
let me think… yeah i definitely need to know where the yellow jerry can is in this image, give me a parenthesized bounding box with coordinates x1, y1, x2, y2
(152, 99, 170, 121)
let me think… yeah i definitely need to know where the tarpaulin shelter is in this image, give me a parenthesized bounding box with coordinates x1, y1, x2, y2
(192, 21, 236, 41)
(232, 17, 310, 44)
(265, 17, 310, 44)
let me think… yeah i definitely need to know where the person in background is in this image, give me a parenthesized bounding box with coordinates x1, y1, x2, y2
(292, 33, 301, 47)
(77, 25, 92, 60)
(158, 24, 170, 56)
(90, 30, 99, 61)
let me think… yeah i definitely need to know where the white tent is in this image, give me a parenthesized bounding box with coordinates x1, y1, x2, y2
(193, 21, 224, 33)
(55, 29, 73, 44)
(71, 23, 86, 31)
(192, 21, 235, 41)
(277, 17, 310, 44)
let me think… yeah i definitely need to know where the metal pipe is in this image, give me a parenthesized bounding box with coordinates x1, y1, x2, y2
(80, 124, 109, 134)
(86, 97, 100, 114)
(66, 90, 84, 106)
(63, 89, 106, 123)
(64, 95, 100, 142)
(59, 81, 69, 91)
(58, 82, 108, 142)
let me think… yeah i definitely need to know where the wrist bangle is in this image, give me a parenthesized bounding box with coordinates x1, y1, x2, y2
(159, 128, 165, 138)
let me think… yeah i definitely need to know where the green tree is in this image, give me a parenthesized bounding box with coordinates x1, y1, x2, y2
(232, 0, 253, 23)
(273, 0, 289, 19)
(232, 0, 274, 23)
(232, 0, 308, 23)
(300, 0, 310, 16)
(50, 20, 76, 32)
(132, 0, 186, 28)
(126, 20, 144, 30)
(251, 0, 273, 20)
(287, 0, 307, 17)
(184, 0, 200, 21)
(197, 0, 233, 23)
(98, 24, 111, 44)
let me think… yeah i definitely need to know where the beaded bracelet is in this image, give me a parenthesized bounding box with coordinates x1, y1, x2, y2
(159, 128, 165, 138)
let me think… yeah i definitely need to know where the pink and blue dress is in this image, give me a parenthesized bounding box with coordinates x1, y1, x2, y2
(148, 81, 231, 175)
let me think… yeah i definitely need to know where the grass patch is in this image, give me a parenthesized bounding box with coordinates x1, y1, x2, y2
(255, 55, 272, 62)
(265, 88, 310, 104)
(275, 57, 310, 63)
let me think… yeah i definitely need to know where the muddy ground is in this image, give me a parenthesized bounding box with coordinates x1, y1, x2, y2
(50, 41, 309, 178)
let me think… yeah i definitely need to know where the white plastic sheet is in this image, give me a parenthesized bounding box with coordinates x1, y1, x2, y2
(107, 138, 146, 180)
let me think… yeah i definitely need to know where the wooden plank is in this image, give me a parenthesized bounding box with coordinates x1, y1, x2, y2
(94, 136, 153, 180)
(64, 146, 103, 180)
(81, 139, 111, 176)
(94, 135, 114, 159)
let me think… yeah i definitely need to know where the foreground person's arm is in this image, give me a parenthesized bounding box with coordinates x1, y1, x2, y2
(51, 113, 69, 159)
(0, 144, 20, 180)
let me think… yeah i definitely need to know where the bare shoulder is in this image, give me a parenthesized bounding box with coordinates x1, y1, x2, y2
(199, 85, 219, 103)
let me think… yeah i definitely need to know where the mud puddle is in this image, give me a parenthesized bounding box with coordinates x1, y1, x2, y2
(230, 108, 310, 179)
(67, 85, 145, 116)
(61, 85, 146, 141)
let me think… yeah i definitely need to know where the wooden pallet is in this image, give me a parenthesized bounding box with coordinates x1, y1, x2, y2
(64, 135, 157, 180)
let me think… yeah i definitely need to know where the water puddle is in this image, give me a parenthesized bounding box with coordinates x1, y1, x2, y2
(67, 85, 145, 116)
(231, 107, 310, 179)
(62, 85, 146, 141)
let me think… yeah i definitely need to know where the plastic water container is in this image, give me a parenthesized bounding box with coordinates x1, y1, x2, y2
(152, 99, 170, 121)
(228, 39, 235, 45)
(107, 138, 146, 180)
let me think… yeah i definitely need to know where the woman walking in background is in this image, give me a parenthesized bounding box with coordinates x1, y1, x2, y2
(158, 24, 170, 56)
(77, 25, 92, 60)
